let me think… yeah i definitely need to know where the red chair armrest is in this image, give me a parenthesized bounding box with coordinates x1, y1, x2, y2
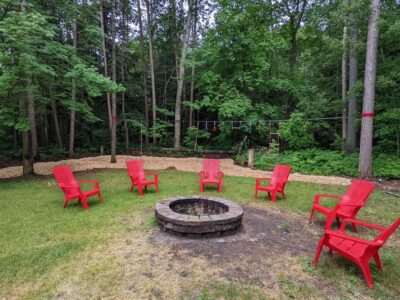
(314, 194, 342, 205)
(144, 172, 158, 181)
(256, 177, 270, 185)
(198, 171, 205, 177)
(326, 230, 383, 246)
(78, 179, 99, 189)
(218, 171, 224, 178)
(339, 218, 387, 232)
(59, 184, 76, 188)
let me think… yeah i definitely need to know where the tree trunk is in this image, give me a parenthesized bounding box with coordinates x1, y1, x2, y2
(137, 0, 149, 146)
(69, 12, 77, 158)
(341, 25, 348, 151)
(21, 88, 34, 174)
(121, 0, 129, 152)
(346, 12, 358, 153)
(51, 101, 63, 147)
(28, 91, 38, 158)
(170, 0, 180, 83)
(189, 3, 197, 128)
(110, 0, 117, 163)
(99, 0, 112, 132)
(174, 0, 193, 149)
(359, 0, 380, 178)
(20, 76, 34, 174)
(145, 0, 157, 144)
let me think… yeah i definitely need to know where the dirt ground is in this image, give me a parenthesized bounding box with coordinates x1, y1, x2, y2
(0, 155, 351, 185)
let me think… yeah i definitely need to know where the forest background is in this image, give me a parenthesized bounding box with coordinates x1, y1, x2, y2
(0, 0, 399, 178)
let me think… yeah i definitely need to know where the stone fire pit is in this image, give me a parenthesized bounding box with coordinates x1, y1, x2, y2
(155, 196, 244, 237)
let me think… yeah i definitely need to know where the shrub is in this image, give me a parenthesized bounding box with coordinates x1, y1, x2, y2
(236, 149, 400, 179)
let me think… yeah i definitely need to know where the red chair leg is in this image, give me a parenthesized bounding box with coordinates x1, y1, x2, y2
(308, 209, 315, 223)
(138, 185, 143, 197)
(218, 182, 222, 192)
(63, 199, 69, 208)
(156, 182, 159, 192)
(200, 183, 204, 193)
(98, 192, 103, 204)
(314, 238, 325, 266)
(254, 187, 258, 198)
(360, 262, 374, 288)
(352, 222, 359, 233)
(130, 184, 134, 192)
(270, 191, 277, 203)
(373, 253, 383, 271)
(282, 191, 286, 199)
(81, 196, 89, 210)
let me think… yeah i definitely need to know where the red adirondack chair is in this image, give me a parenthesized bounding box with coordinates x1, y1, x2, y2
(52, 166, 103, 210)
(309, 180, 374, 232)
(254, 165, 292, 203)
(314, 207, 400, 287)
(198, 159, 224, 192)
(126, 160, 159, 196)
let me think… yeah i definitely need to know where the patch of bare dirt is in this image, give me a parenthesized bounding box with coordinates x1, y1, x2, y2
(0, 155, 351, 185)
(151, 205, 339, 296)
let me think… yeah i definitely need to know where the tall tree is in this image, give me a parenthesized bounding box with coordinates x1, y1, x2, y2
(345, 0, 359, 153)
(121, 0, 129, 151)
(69, 2, 78, 157)
(145, 0, 157, 143)
(189, 0, 198, 128)
(174, 0, 193, 149)
(99, 0, 112, 132)
(359, 0, 380, 178)
(110, 0, 117, 163)
(341, 24, 347, 151)
(21, 0, 34, 174)
(137, 0, 149, 146)
(51, 101, 63, 148)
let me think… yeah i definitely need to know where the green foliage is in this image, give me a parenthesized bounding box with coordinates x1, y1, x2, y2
(64, 64, 124, 97)
(183, 126, 211, 149)
(279, 113, 315, 150)
(237, 149, 400, 179)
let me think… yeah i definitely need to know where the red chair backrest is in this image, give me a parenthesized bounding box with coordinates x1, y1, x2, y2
(204, 159, 219, 179)
(375, 217, 400, 244)
(271, 165, 292, 188)
(338, 180, 375, 216)
(126, 160, 145, 182)
(52, 166, 80, 196)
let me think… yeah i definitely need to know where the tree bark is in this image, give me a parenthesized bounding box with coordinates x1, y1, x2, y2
(359, 0, 380, 178)
(99, 0, 112, 132)
(69, 10, 77, 158)
(121, 0, 129, 152)
(145, 0, 157, 144)
(170, 0, 180, 83)
(345, 11, 358, 153)
(341, 25, 347, 151)
(51, 101, 63, 147)
(27, 84, 38, 158)
(137, 0, 149, 146)
(21, 82, 34, 175)
(189, 2, 197, 127)
(174, 0, 193, 149)
(110, 0, 117, 163)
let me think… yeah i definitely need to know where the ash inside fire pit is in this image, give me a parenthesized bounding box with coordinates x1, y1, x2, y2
(155, 196, 243, 238)
(170, 199, 229, 216)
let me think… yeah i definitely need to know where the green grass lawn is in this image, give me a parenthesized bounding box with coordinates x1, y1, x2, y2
(0, 169, 399, 299)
